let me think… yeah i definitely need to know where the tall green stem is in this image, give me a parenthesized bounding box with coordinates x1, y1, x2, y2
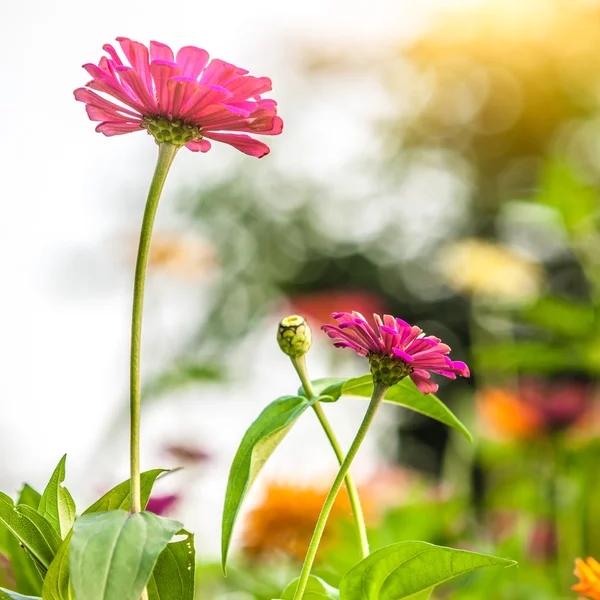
(292, 382, 389, 600)
(130, 143, 179, 514)
(291, 355, 370, 559)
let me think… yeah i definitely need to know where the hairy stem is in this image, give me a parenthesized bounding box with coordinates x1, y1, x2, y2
(291, 355, 370, 558)
(130, 143, 178, 514)
(292, 382, 389, 600)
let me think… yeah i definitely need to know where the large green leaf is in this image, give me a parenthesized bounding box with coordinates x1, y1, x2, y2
(82, 469, 168, 514)
(39, 456, 76, 539)
(339, 541, 516, 600)
(43, 469, 168, 600)
(147, 530, 195, 600)
(221, 395, 316, 572)
(69, 511, 181, 600)
(319, 376, 471, 442)
(0, 493, 60, 572)
(0, 590, 41, 599)
(281, 576, 340, 600)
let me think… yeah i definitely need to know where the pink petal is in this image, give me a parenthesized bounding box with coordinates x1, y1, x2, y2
(392, 348, 414, 363)
(85, 103, 141, 123)
(410, 373, 439, 394)
(200, 58, 248, 86)
(176, 46, 210, 79)
(86, 78, 148, 114)
(202, 131, 270, 157)
(185, 139, 212, 152)
(116, 37, 152, 94)
(150, 40, 174, 62)
(102, 44, 124, 66)
(167, 77, 198, 118)
(74, 88, 140, 119)
(179, 85, 232, 120)
(95, 121, 144, 136)
(149, 61, 183, 116)
(226, 75, 272, 101)
(116, 66, 158, 113)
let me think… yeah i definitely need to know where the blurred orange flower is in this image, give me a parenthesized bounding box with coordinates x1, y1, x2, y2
(478, 378, 594, 440)
(477, 388, 544, 440)
(573, 557, 600, 600)
(242, 482, 353, 562)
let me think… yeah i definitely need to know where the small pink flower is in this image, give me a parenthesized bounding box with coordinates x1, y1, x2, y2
(322, 311, 470, 393)
(74, 37, 283, 158)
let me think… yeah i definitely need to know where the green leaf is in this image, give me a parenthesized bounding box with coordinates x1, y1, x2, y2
(281, 576, 340, 600)
(4, 533, 43, 596)
(339, 541, 516, 600)
(147, 530, 195, 600)
(0, 486, 43, 594)
(221, 395, 316, 572)
(39, 456, 76, 539)
(41, 532, 72, 600)
(299, 378, 346, 401)
(320, 375, 471, 442)
(42, 469, 168, 600)
(0, 493, 61, 572)
(82, 469, 168, 514)
(17, 487, 41, 511)
(69, 511, 181, 600)
(0, 589, 41, 599)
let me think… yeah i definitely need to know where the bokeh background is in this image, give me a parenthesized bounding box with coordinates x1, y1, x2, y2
(2, 0, 600, 597)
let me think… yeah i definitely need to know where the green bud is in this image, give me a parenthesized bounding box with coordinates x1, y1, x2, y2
(277, 315, 312, 358)
(369, 355, 411, 387)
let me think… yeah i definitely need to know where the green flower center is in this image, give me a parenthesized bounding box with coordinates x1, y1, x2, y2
(142, 117, 203, 146)
(369, 354, 412, 386)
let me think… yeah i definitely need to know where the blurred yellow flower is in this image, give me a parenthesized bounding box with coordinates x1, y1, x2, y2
(242, 482, 352, 562)
(573, 557, 600, 600)
(439, 239, 542, 302)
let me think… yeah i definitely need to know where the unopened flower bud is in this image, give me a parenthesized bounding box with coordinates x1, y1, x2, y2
(277, 315, 312, 358)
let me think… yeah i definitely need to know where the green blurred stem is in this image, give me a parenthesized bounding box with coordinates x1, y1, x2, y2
(130, 142, 178, 516)
(292, 382, 388, 600)
(291, 355, 370, 559)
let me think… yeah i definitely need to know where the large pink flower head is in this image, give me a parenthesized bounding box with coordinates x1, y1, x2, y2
(74, 37, 283, 158)
(322, 311, 470, 392)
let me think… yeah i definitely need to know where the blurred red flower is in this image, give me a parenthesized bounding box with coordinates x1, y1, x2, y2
(286, 290, 387, 331)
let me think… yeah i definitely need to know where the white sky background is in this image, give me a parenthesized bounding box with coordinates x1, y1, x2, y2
(0, 0, 482, 556)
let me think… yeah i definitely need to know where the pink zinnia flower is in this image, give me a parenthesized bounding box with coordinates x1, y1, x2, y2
(321, 311, 470, 392)
(74, 37, 283, 158)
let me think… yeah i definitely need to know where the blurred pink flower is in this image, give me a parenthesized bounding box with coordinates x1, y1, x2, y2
(322, 311, 469, 393)
(528, 518, 558, 562)
(74, 37, 282, 157)
(146, 493, 180, 516)
(518, 378, 592, 432)
(163, 443, 211, 464)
